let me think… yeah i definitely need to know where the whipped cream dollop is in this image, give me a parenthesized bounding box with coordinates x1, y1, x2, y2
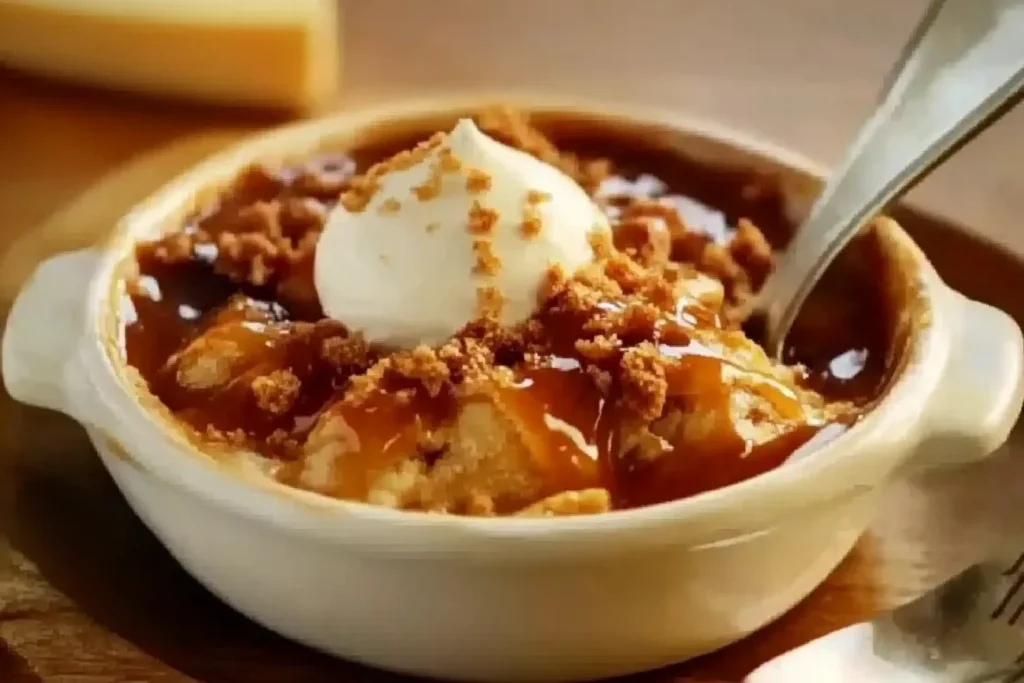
(314, 118, 611, 347)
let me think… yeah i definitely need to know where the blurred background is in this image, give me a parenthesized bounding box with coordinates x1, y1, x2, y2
(2, 0, 1022, 259)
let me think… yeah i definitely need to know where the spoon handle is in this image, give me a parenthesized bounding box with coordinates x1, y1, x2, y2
(760, 0, 1024, 357)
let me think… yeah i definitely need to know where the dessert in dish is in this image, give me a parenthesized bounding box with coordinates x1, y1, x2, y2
(5, 98, 1020, 681)
(119, 107, 893, 517)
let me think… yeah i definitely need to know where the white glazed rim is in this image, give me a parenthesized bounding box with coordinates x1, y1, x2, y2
(78, 94, 947, 550)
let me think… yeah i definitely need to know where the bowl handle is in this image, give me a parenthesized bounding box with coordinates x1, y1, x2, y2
(2, 249, 110, 430)
(910, 288, 1024, 471)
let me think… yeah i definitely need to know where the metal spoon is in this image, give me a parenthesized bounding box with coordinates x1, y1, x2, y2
(758, 0, 1024, 359)
(747, 548, 1024, 682)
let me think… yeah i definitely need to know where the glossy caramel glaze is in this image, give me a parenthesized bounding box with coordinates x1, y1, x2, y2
(120, 117, 895, 512)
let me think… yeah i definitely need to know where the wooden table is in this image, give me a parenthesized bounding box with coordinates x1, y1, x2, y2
(3, 3, 1024, 679)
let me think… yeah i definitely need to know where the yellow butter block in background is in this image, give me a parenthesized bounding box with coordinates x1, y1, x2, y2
(0, 0, 341, 112)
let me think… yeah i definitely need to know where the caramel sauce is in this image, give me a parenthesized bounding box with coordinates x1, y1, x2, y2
(500, 361, 610, 496)
(122, 121, 892, 511)
(492, 289, 836, 509)
(129, 292, 347, 453)
(545, 122, 895, 403)
(299, 388, 453, 501)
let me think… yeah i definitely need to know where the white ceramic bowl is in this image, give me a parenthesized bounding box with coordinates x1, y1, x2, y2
(4, 97, 1024, 682)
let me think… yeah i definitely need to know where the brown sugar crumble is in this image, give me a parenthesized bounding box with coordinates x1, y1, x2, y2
(466, 168, 492, 193)
(411, 173, 443, 202)
(438, 147, 462, 173)
(467, 201, 499, 235)
(475, 285, 505, 320)
(252, 370, 301, 415)
(526, 189, 551, 205)
(476, 106, 612, 195)
(377, 197, 401, 215)
(472, 238, 501, 276)
(520, 205, 542, 239)
(341, 132, 446, 212)
(122, 106, 874, 518)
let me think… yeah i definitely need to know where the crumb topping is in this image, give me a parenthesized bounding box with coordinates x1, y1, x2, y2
(438, 147, 462, 173)
(124, 105, 864, 518)
(472, 238, 501, 276)
(526, 189, 551, 205)
(476, 106, 611, 194)
(411, 172, 442, 202)
(466, 168, 492, 194)
(468, 201, 499, 235)
(377, 197, 401, 215)
(252, 370, 300, 414)
(475, 285, 505, 321)
(520, 204, 542, 239)
(342, 132, 446, 212)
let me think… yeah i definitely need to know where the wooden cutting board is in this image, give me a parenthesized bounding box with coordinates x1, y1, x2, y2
(2, 129, 1024, 683)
